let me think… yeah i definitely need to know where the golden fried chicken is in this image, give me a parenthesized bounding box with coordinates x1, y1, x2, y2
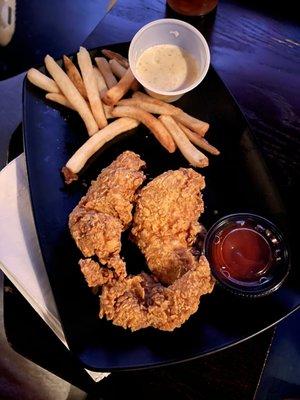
(70, 209, 123, 264)
(100, 255, 214, 331)
(77, 150, 146, 228)
(79, 258, 115, 288)
(131, 168, 206, 285)
(69, 151, 145, 278)
(70, 157, 215, 332)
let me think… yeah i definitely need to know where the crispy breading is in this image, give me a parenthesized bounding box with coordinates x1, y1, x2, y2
(69, 155, 215, 332)
(79, 151, 146, 228)
(131, 168, 205, 284)
(100, 256, 214, 331)
(69, 151, 145, 278)
(70, 208, 123, 263)
(79, 258, 115, 287)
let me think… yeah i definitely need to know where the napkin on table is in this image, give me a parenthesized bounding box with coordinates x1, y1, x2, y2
(0, 154, 109, 382)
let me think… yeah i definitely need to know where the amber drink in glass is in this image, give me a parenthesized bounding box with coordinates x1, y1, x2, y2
(167, 0, 218, 16)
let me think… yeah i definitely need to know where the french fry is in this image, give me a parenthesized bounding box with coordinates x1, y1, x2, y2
(109, 59, 140, 91)
(77, 47, 107, 129)
(109, 59, 127, 78)
(101, 49, 129, 68)
(133, 91, 209, 136)
(46, 93, 75, 110)
(118, 97, 174, 115)
(112, 106, 176, 153)
(93, 66, 107, 98)
(64, 117, 140, 176)
(44, 55, 98, 136)
(63, 55, 87, 99)
(132, 91, 179, 115)
(178, 122, 220, 155)
(46, 92, 113, 119)
(95, 57, 118, 88)
(61, 167, 78, 184)
(103, 104, 114, 119)
(159, 115, 208, 168)
(174, 112, 209, 137)
(27, 68, 60, 93)
(102, 68, 136, 106)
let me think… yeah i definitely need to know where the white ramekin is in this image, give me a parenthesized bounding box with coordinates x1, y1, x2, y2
(129, 19, 210, 103)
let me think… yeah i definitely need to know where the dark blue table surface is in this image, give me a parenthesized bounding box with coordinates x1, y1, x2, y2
(0, 0, 113, 79)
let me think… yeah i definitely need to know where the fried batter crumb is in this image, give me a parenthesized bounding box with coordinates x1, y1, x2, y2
(69, 151, 145, 278)
(131, 168, 206, 285)
(100, 256, 214, 331)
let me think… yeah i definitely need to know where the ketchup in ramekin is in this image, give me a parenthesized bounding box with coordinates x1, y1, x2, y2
(204, 214, 290, 297)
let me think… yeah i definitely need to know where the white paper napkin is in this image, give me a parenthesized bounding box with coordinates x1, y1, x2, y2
(0, 154, 109, 382)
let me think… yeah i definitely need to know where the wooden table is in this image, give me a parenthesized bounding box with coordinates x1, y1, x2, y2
(1, 0, 299, 398)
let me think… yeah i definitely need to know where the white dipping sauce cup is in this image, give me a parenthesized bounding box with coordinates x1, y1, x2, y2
(129, 19, 210, 103)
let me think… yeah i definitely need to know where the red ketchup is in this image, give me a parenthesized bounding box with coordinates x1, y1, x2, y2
(205, 214, 290, 296)
(211, 226, 273, 283)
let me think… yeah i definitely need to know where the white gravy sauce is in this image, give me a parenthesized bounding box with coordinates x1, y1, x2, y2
(136, 44, 199, 92)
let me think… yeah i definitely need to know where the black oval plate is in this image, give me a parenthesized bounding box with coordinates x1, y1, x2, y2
(23, 43, 300, 371)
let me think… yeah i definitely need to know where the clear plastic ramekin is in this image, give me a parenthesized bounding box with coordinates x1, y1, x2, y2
(203, 213, 290, 298)
(129, 19, 210, 103)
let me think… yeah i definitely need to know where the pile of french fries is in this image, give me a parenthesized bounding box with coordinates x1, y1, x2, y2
(27, 47, 220, 184)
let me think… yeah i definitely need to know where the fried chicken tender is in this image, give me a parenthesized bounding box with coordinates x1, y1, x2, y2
(131, 168, 206, 285)
(79, 258, 115, 287)
(100, 255, 214, 331)
(70, 156, 215, 332)
(69, 151, 145, 278)
(78, 151, 146, 228)
(70, 209, 123, 264)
